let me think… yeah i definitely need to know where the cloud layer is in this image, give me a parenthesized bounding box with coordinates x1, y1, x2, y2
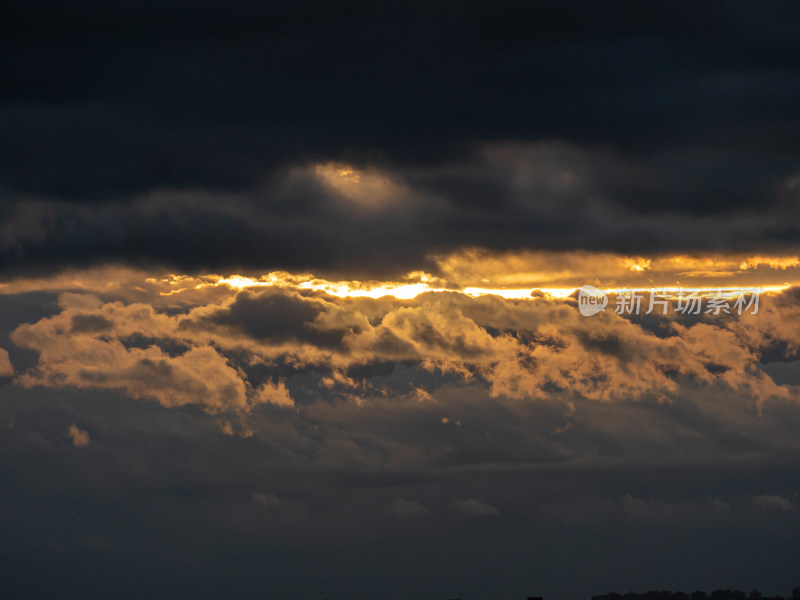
(1, 271, 800, 599)
(2, 2, 800, 276)
(5, 271, 799, 429)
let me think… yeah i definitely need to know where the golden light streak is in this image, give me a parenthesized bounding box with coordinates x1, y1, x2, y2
(462, 287, 576, 299)
(602, 285, 792, 298)
(431, 249, 800, 290)
(738, 256, 800, 270)
(211, 274, 792, 301)
(0, 251, 796, 304)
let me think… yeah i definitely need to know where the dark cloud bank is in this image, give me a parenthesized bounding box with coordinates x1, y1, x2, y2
(2, 1, 800, 275)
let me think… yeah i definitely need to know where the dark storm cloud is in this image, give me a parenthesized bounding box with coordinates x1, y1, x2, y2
(2, 1, 800, 274)
(183, 288, 349, 348)
(2, 363, 800, 599)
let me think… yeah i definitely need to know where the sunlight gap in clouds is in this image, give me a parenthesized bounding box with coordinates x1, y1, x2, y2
(4, 252, 800, 433)
(211, 275, 790, 301)
(204, 247, 799, 301)
(0, 249, 797, 302)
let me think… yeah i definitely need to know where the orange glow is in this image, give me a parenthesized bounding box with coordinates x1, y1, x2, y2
(738, 256, 800, 270)
(200, 247, 800, 300)
(210, 273, 791, 301)
(620, 257, 652, 272)
(312, 162, 413, 211)
(0, 249, 796, 304)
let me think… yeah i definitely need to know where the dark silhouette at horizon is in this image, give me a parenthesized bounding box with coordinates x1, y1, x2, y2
(591, 587, 800, 600)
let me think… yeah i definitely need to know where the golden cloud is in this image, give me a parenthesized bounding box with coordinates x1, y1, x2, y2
(4, 263, 797, 422)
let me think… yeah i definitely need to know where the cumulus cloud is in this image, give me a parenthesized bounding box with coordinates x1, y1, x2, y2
(254, 380, 294, 408)
(5, 273, 798, 427)
(9, 295, 295, 416)
(0, 347, 13, 377)
(14, 337, 252, 413)
(68, 424, 90, 447)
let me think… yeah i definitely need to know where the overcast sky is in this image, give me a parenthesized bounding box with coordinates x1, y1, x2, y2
(2, 3, 800, 600)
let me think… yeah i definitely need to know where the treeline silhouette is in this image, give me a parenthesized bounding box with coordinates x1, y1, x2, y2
(591, 589, 800, 600)
(392, 588, 800, 600)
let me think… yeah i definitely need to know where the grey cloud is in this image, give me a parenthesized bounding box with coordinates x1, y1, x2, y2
(752, 494, 794, 511)
(184, 289, 348, 349)
(390, 499, 430, 518)
(3, 141, 800, 278)
(452, 498, 500, 517)
(251, 492, 279, 508)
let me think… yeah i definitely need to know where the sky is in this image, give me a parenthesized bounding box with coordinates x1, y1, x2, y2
(2, 2, 800, 599)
